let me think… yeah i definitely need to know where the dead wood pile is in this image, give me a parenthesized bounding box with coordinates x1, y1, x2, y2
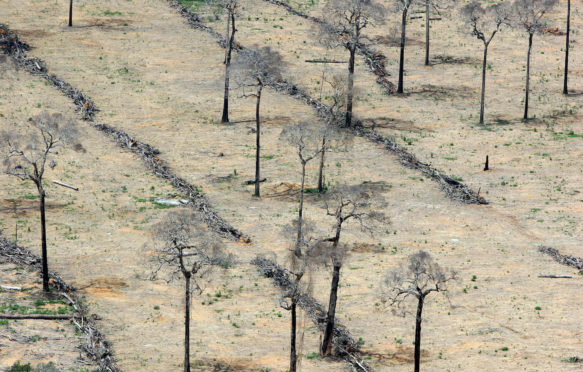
(0, 232, 120, 372)
(251, 256, 372, 372)
(539, 246, 583, 273)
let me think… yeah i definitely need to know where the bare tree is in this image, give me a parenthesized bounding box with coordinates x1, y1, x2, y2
(423, 0, 452, 66)
(318, 75, 354, 193)
(235, 46, 284, 197)
(382, 250, 456, 372)
(319, 184, 387, 355)
(69, 0, 73, 27)
(461, 2, 511, 125)
(280, 220, 327, 372)
(151, 210, 230, 372)
(220, 0, 239, 123)
(280, 122, 328, 256)
(320, 0, 386, 126)
(563, 0, 571, 94)
(512, 0, 557, 120)
(1, 113, 77, 292)
(394, 0, 418, 93)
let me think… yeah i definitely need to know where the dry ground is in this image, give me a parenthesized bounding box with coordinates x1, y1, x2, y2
(0, 0, 582, 371)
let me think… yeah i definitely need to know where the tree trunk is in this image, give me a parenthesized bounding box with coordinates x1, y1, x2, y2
(254, 85, 263, 197)
(317, 137, 326, 193)
(38, 186, 49, 292)
(295, 161, 306, 256)
(479, 44, 488, 125)
(290, 298, 297, 372)
(68, 0, 73, 27)
(414, 295, 424, 372)
(398, 7, 408, 93)
(524, 33, 533, 121)
(221, 12, 236, 123)
(345, 48, 355, 127)
(424, 0, 430, 66)
(563, 0, 570, 95)
(184, 275, 191, 372)
(321, 264, 341, 355)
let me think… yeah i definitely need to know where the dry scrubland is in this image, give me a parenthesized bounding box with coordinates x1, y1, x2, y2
(0, 0, 582, 371)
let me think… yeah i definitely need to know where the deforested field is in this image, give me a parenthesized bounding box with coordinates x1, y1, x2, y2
(0, 0, 582, 371)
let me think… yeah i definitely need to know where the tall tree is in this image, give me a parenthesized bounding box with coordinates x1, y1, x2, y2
(320, 0, 386, 126)
(235, 46, 284, 197)
(423, 0, 451, 66)
(280, 122, 328, 256)
(151, 210, 230, 372)
(69, 0, 73, 27)
(220, 0, 239, 123)
(395, 0, 417, 93)
(382, 250, 456, 372)
(461, 2, 511, 125)
(1, 113, 77, 292)
(512, 0, 557, 120)
(318, 75, 354, 193)
(319, 185, 387, 355)
(563, 0, 571, 94)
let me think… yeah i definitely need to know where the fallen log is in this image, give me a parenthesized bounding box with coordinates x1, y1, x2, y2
(0, 313, 73, 320)
(52, 180, 79, 191)
(305, 59, 347, 63)
(244, 178, 267, 185)
(538, 274, 572, 279)
(0, 285, 21, 291)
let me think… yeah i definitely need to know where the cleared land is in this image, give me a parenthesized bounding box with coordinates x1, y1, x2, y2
(0, 0, 582, 371)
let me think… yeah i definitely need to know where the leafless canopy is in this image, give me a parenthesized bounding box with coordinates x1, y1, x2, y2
(512, 0, 557, 34)
(235, 46, 284, 89)
(280, 122, 328, 164)
(382, 250, 457, 311)
(1, 112, 77, 184)
(321, 0, 386, 48)
(461, 1, 512, 45)
(152, 210, 231, 285)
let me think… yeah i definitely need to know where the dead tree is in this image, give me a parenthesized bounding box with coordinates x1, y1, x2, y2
(280, 122, 328, 256)
(220, 0, 239, 123)
(382, 250, 456, 372)
(235, 46, 284, 197)
(461, 2, 511, 125)
(421, 0, 451, 65)
(512, 0, 557, 120)
(394, 0, 418, 93)
(280, 220, 327, 372)
(318, 75, 354, 193)
(320, 0, 386, 127)
(319, 184, 387, 355)
(69, 0, 73, 27)
(563, 0, 571, 94)
(1, 113, 78, 292)
(151, 210, 230, 372)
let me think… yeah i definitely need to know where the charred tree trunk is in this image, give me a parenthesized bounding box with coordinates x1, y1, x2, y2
(254, 85, 263, 197)
(479, 44, 489, 125)
(295, 161, 307, 256)
(424, 0, 430, 66)
(563, 0, 570, 95)
(524, 33, 533, 121)
(317, 137, 326, 193)
(221, 12, 236, 123)
(398, 7, 408, 93)
(321, 264, 341, 355)
(289, 298, 297, 372)
(68, 0, 73, 27)
(345, 48, 356, 127)
(37, 184, 49, 292)
(184, 274, 191, 372)
(414, 295, 425, 372)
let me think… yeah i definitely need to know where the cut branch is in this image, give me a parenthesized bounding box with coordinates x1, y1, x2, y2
(52, 180, 79, 191)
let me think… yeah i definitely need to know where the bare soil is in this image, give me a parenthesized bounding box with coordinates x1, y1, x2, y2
(0, 0, 582, 371)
